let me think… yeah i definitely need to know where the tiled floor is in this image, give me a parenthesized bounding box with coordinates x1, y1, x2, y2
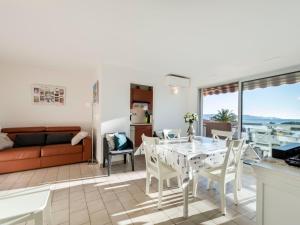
(0, 156, 257, 225)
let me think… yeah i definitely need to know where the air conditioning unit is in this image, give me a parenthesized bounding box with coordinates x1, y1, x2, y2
(165, 74, 191, 88)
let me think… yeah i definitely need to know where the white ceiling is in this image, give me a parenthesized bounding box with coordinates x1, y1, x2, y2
(0, 0, 300, 86)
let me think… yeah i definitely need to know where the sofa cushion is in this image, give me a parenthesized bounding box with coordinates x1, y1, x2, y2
(45, 126, 80, 132)
(45, 133, 73, 145)
(14, 133, 46, 147)
(1, 127, 46, 134)
(0, 147, 41, 162)
(41, 144, 82, 157)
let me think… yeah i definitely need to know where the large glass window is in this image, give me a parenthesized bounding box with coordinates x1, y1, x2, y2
(202, 83, 239, 138)
(241, 72, 300, 158)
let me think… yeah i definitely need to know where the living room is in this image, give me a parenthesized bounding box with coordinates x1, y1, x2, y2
(1, 1, 300, 225)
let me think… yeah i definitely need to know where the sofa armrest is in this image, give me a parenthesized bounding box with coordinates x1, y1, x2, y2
(82, 136, 92, 161)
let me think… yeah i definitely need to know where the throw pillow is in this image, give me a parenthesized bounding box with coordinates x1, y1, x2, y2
(71, 131, 89, 146)
(114, 133, 128, 150)
(14, 133, 46, 147)
(45, 133, 73, 145)
(0, 133, 13, 150)
(106, 133, 116, 150)
(168, 134, 176, 139)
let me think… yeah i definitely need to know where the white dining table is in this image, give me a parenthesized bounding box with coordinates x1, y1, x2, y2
(156, 136, 228, 218)
(0, 185, 52, 225)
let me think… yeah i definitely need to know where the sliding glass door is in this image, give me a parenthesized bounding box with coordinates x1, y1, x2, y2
(200, 71, 300, 158)
(241, 72, 300, 158)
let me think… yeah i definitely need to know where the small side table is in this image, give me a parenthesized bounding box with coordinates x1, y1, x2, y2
(0, 185, 52, 225)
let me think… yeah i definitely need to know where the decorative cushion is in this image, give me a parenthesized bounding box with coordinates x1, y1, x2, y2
(0, 133, 14, 150)
(14, 133, 46, 147)
(106, 133, 116, 150)
(168, 134, 176, 139)
(114, 133, 128, 150)
(71, 131, 88, 146)
(45, 133, 73, 145)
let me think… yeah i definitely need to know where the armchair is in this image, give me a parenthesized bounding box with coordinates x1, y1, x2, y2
(103, 132, 135, 176)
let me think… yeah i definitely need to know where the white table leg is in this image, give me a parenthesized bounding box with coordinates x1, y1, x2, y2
(45, 199, 53, 225)
(192, 174, 198, 197)
(34, 211, 44, 225)
(183, 184, 189, 218)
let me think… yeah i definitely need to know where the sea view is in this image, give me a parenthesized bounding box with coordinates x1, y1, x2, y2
(203, 114, 300, 125)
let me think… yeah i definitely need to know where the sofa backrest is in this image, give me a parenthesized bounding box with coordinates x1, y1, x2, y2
(1, 126, 81, 141)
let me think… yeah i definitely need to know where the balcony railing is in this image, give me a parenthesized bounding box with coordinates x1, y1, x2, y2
(203, 120, 300, 158)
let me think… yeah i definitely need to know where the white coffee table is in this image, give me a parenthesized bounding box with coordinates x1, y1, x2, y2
(0, 185, 52, 225)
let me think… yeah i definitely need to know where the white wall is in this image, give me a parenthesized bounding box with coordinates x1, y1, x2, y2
(0, 63, 96, 130)
(95, 64, 194, 162)
(0, 63, 198, 164)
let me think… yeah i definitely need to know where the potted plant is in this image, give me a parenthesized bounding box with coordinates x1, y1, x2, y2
(184, 112, 199, 142)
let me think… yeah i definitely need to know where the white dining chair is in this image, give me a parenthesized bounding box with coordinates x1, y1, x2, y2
(252, 129, 272, 158)
(142, 134, 181, 209)
(202, 130, 233, 169)
(211, 129, 233, 141)
(163, 129, 181, 140)
(194, 139, 245, 215)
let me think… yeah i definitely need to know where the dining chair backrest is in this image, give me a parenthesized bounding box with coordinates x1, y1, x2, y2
(212, 129, 233, 141)
(221, 139, 245, 177)
(163, 129, 181, 140)
(252, 129, 272, 147)
(142, 134, 160, 173)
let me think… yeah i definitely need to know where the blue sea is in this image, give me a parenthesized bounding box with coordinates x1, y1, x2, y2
(203, 114, 300, 125)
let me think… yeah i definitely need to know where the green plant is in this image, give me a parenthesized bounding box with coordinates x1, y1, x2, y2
(211, 109, 237, 122)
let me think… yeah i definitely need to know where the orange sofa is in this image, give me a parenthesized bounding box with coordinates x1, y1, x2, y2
(0, 126, 92, 174)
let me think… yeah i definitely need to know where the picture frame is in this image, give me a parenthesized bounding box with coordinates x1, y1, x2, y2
(32, 84, 66, 106)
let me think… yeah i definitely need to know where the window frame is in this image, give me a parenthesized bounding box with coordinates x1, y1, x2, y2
(198, 68, 300, 138)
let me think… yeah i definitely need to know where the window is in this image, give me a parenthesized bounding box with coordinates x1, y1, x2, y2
(199, 71, 300, 158)
(201, 83, 239, 138)
(241, 72, 300, 158)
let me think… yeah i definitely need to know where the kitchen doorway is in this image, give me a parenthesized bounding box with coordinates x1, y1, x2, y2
(130, 84, 153, 149)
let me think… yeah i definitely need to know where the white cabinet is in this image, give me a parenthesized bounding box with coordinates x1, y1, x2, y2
(252, 159, 300, 225)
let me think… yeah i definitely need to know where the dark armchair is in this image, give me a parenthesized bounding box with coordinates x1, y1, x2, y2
(103, 132, 135, 176)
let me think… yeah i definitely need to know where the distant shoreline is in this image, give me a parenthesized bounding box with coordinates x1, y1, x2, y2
(203, 114, 300, 125)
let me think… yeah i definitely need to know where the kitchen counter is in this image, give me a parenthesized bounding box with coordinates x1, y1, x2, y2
(250, 158, 300, 225)
(249, 157, 300, 179)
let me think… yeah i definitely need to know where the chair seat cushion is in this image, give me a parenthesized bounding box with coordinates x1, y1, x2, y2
(110, 149, 133, 155)
(0, 147, 41, 162)
(41, 144, 82, 157)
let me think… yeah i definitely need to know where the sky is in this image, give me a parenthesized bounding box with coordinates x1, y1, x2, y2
(203, 83, 300, 119)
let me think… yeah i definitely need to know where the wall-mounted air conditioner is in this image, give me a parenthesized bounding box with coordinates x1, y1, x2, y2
(165, 74, 191, 94)
(165, 74, 191, 88)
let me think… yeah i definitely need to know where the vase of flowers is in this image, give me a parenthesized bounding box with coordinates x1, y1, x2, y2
(184, 112, 198, 142)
